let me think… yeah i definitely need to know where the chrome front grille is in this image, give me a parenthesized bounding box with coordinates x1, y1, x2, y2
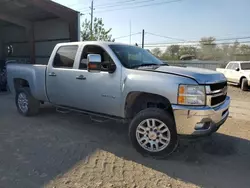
(206, 81, 227, 106)
(209, 81, 227, 91)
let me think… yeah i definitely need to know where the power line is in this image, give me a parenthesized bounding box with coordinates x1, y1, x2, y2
(92, 0, 137, 8)
(114, 32, 141, 39)
(69, 0, 151, 11)
(68, 0, 133, 7)
(81, 0, 184, 14)
(71, 0, 160, 10)
(143, 41, 250, 47)
(146, 32, 186, 42)
(142, 36, 250, 46)
(215, 36, 250, 42)
(206, 41, 250, 45)
(71, 0, 149, 14)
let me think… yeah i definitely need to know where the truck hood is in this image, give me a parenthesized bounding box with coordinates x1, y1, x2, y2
(155, 66, 227, 84)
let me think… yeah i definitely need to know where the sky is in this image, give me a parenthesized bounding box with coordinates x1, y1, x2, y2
(53, 0, 250, 48)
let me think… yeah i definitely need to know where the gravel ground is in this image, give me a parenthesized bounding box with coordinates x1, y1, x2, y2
(228, 85, 250, 102)
(0, 86, 250, 188)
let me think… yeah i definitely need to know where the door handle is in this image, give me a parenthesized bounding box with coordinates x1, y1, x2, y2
(48, 72, 56, 77)
(76, 75, 86, 80)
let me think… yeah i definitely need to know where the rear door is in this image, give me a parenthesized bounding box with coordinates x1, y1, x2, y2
(46, 45, 84, 107)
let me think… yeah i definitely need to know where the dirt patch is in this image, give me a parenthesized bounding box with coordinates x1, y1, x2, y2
(0, 89, 250, 188)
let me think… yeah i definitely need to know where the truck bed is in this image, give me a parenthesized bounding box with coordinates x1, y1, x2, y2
(7, 63, 48, 102)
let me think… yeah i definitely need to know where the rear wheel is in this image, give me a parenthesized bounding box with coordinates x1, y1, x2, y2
(241, 78, 248, 91)
(15, 88, 40, 116)
(129, 108, 178, 158)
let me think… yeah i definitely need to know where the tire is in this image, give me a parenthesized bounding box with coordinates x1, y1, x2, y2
(15, 87, 40, 116)
(129, 108, 178, 159)
(241, 78, 248, 91)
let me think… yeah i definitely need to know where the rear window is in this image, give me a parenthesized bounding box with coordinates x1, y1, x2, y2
(53, 45, 78, 68)
(241, 63, 250, 70)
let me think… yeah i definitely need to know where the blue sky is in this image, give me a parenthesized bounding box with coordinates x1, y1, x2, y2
(53, 0, 250, 47)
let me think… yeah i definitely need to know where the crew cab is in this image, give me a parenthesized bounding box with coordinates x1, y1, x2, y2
(7, 41, 230, 158)
(217, 61, 250, 91)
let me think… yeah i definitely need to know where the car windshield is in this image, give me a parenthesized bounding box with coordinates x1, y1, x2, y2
(109, 44, 164, 68)
(241, 63, 250, 70)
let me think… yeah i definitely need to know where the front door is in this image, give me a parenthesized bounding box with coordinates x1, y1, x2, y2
(225, 63, 234, 83)
(74, 44, 122, 117)
(232, 63, 241, 83)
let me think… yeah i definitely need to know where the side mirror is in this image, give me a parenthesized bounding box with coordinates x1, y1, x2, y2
(87, 54, 102, 73)
(235, 68, 240, 71)
(107, 63, 116, 73)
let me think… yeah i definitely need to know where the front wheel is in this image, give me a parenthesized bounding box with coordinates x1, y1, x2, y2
(15, 88, 40, 116)
(129, 108, 178, 158)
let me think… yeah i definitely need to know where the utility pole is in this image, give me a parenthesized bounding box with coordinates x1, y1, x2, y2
(142, 29, 145, 48)
(90, 0, 94, 39)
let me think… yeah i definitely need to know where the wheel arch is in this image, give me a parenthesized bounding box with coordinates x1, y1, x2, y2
(124, 91, 174, 119)
(14, 78, 30, 92)
(239, 76, 247, 85)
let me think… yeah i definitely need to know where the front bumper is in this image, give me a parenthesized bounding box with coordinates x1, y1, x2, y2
(172, 96, 230, 136)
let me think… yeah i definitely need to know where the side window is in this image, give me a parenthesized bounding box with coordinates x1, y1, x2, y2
(226, 63, 233, 69)
(234, 63, 240, 70)
(228, 63, 237, 70)
(230, 63, 237, 70)
(53, 45, 78, 68)
(79, 45, 114, 71)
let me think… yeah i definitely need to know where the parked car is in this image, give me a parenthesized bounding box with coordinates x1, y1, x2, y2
(7, 41, 230, 158)
(216, 61, 250, 91)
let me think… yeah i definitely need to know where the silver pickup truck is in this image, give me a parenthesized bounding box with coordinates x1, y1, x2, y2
(7, 41, 230, 158)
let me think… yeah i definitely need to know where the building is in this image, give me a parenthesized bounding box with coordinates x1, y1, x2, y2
(0, 0, 80, 64)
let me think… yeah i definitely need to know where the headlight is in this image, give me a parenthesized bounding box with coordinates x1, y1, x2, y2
(178, 85, 206, 105)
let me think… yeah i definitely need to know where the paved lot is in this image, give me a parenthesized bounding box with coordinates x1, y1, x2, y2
(0, 86, 250, 188)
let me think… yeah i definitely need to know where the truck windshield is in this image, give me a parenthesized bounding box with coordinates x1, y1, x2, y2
(241, 63, 250, 70)
(109, 44, 164, 68)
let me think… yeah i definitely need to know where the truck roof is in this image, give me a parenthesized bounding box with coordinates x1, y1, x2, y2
(57, 41, 132, 47)
(229, 61, 250, 64)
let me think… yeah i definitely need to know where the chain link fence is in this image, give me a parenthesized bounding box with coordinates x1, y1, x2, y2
(163, 60, 227, 71)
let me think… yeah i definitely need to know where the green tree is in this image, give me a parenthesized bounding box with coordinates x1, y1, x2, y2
(168, 45, 180, 58)
(179, 46, 197, 56)
(220, 44, 230, 61)
(229, 40, 240, 60)
(81, 17, 114, 41)
(161, 45, 180, 60)
(151, 48, 162, 57)
(157, 36, 250, 61)
(233, 44, 250, 61)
